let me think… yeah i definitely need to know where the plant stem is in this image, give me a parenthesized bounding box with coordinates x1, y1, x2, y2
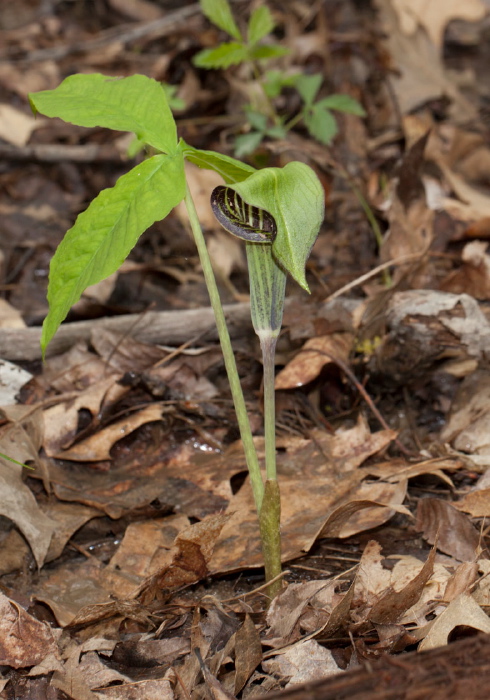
(283, 110, 304, 133)
(184, 183, 264, 510)
(258, 331, 283, 599)
(259, 478, 282, 599)
(260, 332, 278, 481)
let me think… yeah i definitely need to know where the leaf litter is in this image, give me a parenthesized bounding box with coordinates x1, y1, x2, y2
(3, 0, 490, 697)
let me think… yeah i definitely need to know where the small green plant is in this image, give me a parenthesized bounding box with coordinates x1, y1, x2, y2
(29, 73, 324, 597)
(193, 0, 366, 156)
(0, 453, 33, 469)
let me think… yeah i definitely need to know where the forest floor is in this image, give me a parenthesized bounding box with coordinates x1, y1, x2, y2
(2, 0, 490, 698)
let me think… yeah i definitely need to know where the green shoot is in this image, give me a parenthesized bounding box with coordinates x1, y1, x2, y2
(194, 1, 287, 69)
(0, 452, 34, 470)
(29, 73, 324, 597)
(192, 0, 366, 156)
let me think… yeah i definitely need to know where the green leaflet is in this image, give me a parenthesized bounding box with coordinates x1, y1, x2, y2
(30, 74, 178, 155)
(182, 143, 255, 183)
(41, 151, 186, 354)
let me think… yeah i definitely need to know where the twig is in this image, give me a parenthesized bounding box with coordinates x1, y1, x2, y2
(300, 347, 412, 456)
(1, 4, 201, 62)
(220, 570, 289, 603)
(323, 252, 425, 303)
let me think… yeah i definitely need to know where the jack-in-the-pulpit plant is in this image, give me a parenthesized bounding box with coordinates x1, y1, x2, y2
(29, 73, 324, 597)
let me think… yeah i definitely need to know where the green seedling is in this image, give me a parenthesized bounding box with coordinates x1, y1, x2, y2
(193, 0, 288, 70)
(29, 73, 324, 596)
(193, 0, 366, 156)
(0, 453, 33, 470)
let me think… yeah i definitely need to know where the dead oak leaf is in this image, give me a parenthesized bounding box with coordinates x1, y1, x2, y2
(275, 333, 353, 389)
(391, 0, 486, 52)
(136, 512, 231, 604)
(419, 592, 490, 650)
(0, 592, 59, 668)
(416, 498, 480, 562)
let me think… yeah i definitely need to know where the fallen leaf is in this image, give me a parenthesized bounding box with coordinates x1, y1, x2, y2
(265, 581, 335, 648)
(419, 592, 490, 650)
(456, 488, 490, 517)
(416, 498, 480, 561)
(234, 614, 263, 695)
(320, 480, 408, 538)
(444, 562, 479, 601)
(275, 333, 353, 389)
(0, 593, 59, 668)
(390, 0, 486, 51)
(369, 544, 437, 625)
(375, 0, 477, 118)
(137, 513, 231, 603)
(52, 404, 164, 462)
(0, 103, 41, 146)
(0, 432, 56, 567)
(262, 640, 342, 688)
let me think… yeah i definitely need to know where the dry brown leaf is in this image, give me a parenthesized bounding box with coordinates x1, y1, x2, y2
(456, 488, 490, 517)
(0, 593, 59, 668)
(441, 370, 490, 468)
(391, 0, 486, 51)
(320, 480, 408, 538)
(0, 417, 56, 567)
(43, 375, 119, 457)
(367, 457, 459, 488)
(234, 614, 263, 695)
(275, 333, 353, 390)
(0, 103, 41, 146)
(262, 640, 342, 688)
(137, 513, 231, 603)
(375, 0, 477, 118)
(265, 581, 335, 648)
(416, 498, 480, 562)
(0, 59, 60, 97)
(53, 404, 164, 462)
(440, 163, 490, 221)
(419, 592, 490, 650)
(444, 562, 479, 601)
(369, 544, 437, 625)
(107, 514, 191, 579)
(380, 134, 434, 287)
(0, 298, 26, 329)
(353, 541, 451, 629)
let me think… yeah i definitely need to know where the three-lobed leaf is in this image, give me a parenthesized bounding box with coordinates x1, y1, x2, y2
(29, 74, 178, 155)
(230, 162, 324, 290)
(41, 152, 186, 354)
(200, 0, 241, 40)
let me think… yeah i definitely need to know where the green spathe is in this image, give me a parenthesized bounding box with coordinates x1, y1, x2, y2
(231, 162, 325, 291)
